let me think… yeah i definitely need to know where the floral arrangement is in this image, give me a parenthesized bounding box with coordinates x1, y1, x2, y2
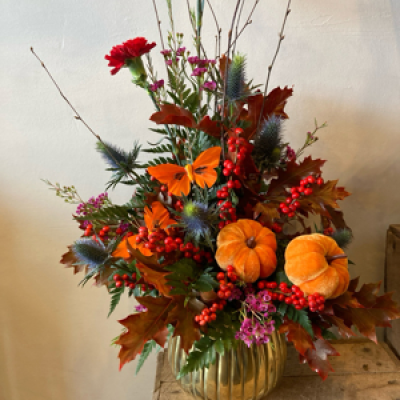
(37, 0, 400, 381)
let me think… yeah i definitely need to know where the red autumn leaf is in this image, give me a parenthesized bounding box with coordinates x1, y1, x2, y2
(322, 315, 356, 339)
(136, 262, 172, 297)
(116, 296, 174, 369)
(321, 205, 350, 231)
(299, 338, 340, 380)
(323, 279, 400, 343)
(167, 297, 201, 353)
(197, 116, 224, 138)
(279, 319, 314, 356)
(219, 54, 231, 81)
(150, 104, 196, 128)
(241, 87, 293, 140)
(268, 156, 326, 197)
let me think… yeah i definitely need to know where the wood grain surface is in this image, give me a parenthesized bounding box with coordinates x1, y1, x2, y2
(153, 340, 400, 400)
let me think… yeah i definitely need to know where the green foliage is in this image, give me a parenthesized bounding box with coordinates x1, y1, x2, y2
(177, 336, 216, 379)
(42, 180, 82, 204)
(96, 141, 141, 189)
(74, 203, 137, 225)
(279, 304, 314, 338)
(165, 260, 218, 297)
(136, 340, 157, 375)
(226, 53, 246, 102)
(331, 228, 353, 249)
(108, 282, 125, 317)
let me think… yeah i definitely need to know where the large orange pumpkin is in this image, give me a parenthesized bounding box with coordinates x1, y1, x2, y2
(284, 233, 349, 299)
(216, 219, 277, 283)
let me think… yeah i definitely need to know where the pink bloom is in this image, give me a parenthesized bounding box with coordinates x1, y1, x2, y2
(105, 37, 156, 75)
(160, 49, 172, 56)
(202, 81, 217, 91)
(166, 60, 173, 66)
(176, 47, 186, 56)
(188, 56, 199, 64)
(149, 79, 165, 92)
(191, 67, 207, 77)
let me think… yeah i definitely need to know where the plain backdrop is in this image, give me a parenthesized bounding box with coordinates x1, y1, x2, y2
(1, 1, 400, 399)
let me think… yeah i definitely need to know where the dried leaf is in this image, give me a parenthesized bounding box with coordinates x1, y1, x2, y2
(150, 104, 196, 128)
(197, 116, 224, 138)
(299, 338, 340, 380)
(136, 262, 171, 296)
(267, 157, 326, 197)
(279, 319, 314, 356)
(60, 246, 88, 274)
(254, 202, 281, 224)
(116, 296, 174, 369)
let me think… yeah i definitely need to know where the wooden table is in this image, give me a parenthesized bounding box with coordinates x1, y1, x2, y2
(152, 339, 400, 400)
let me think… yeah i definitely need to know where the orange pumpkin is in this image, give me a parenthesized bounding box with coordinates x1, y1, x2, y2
(284, 233, 349, 299)
(216, 219, 277, 283)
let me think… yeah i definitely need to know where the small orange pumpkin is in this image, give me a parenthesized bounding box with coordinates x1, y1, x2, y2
(216, 219, 277, 283)
(284, 233, 349, 299)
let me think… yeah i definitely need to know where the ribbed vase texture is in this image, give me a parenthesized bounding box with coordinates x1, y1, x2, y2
(168, 332, 287, 400)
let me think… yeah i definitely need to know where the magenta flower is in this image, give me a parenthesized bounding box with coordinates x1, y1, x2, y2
(160, 49, 172, 56)
(135, 304, 148, 313)
(202, 81, 217, 91)
(166, 60, 173, 66)
(191, 67, 207, 77)
(287, 145, 296, 161)
(235, 318, 275, 347)
(149, 79, 165, 92)
(188, 56, 199, 64)
(176, 47, 186, 56)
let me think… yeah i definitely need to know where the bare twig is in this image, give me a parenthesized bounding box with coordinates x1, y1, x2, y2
(232, 0, 245, 56)
(220, 0, 242, 160)
(30, 47, 141, 185)
(206, 0, 221, 60)
(256, 0, 292, 134)
(225, 0, 260, 54)
(151, 0, 165, 49)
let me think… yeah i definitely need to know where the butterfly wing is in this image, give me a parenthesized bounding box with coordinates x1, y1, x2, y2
(192, 146, 221, 189)
(147, 164, 191, 196)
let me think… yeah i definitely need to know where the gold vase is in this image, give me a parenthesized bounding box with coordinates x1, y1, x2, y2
(168, 332, 287, 400)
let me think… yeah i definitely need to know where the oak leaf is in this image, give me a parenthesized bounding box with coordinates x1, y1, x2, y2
(279, 319, 314, 356)
(267, 156, 326, 197)
(150, 104, 196, 128)
(116, 296, 174, 369)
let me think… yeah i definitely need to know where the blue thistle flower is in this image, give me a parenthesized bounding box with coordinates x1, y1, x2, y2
(72, 238, 109, 268)
(180, 201, 219, 242)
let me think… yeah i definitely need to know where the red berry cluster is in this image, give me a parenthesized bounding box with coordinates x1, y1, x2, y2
(217, 198, 237, 229)
(135, 226, 213, 263)
(194, 300, 226, 326)
(256, 281, 325, 312)
(307, 293, 326, 312)
(279, 175, 324, 218)
(323, 227, 334, 236)
(113, 272, 141, 290)
(216, 266, 238, 299)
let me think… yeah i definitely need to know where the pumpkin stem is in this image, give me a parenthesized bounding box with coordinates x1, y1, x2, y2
(326, 254, 347, 263)
(247, 236, 257, 249)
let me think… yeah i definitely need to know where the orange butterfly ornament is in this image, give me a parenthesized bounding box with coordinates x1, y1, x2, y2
(147, 146, 221, 196)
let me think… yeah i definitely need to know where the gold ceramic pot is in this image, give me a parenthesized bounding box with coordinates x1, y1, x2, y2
(168, 332, 287, 400)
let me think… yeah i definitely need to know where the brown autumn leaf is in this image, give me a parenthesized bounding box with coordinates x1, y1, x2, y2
(299, 338, 340, 381)
(150, 104, 196, 128)
(136, 262, 171, 296)
(197, 116, 224, 138)
(167, 297, 201, 354)
(323, 279, 400, 343)
(279, 319, 314, 356)
(240, 87, 293, 140)
(60, 246, 88, 274)
(116, 296, 174, 369)
(298, 180, 350, 216)
(254, 202, 281, 225)
(267, 156, 326, 197)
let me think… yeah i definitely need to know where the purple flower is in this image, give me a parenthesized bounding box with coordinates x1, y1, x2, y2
(228, 286, 242, 301)
(176, 47, 186, 56)
(197, 59, 216, 67)
(191, 67, 207, 77)
(166, 60, 173, 66)
(286, 145, 296, 161)
(188, 56, 199, 64)
(160, 49, 172, 56)
(202, 81, 217, 91)
(135, 304, 148, 313)
(149, 79, 165, 92)
(235, 318, 275, 347)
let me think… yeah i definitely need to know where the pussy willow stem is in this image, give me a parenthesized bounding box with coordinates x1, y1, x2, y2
(31, 47, 143, 187)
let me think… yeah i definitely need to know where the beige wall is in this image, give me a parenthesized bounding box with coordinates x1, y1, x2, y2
(1, 1, 400, 399)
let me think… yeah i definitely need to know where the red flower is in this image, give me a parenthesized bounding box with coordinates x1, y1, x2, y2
(105, 37, 156, 75)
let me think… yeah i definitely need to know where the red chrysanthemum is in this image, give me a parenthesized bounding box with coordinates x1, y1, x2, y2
(105, 37, 156, 75)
